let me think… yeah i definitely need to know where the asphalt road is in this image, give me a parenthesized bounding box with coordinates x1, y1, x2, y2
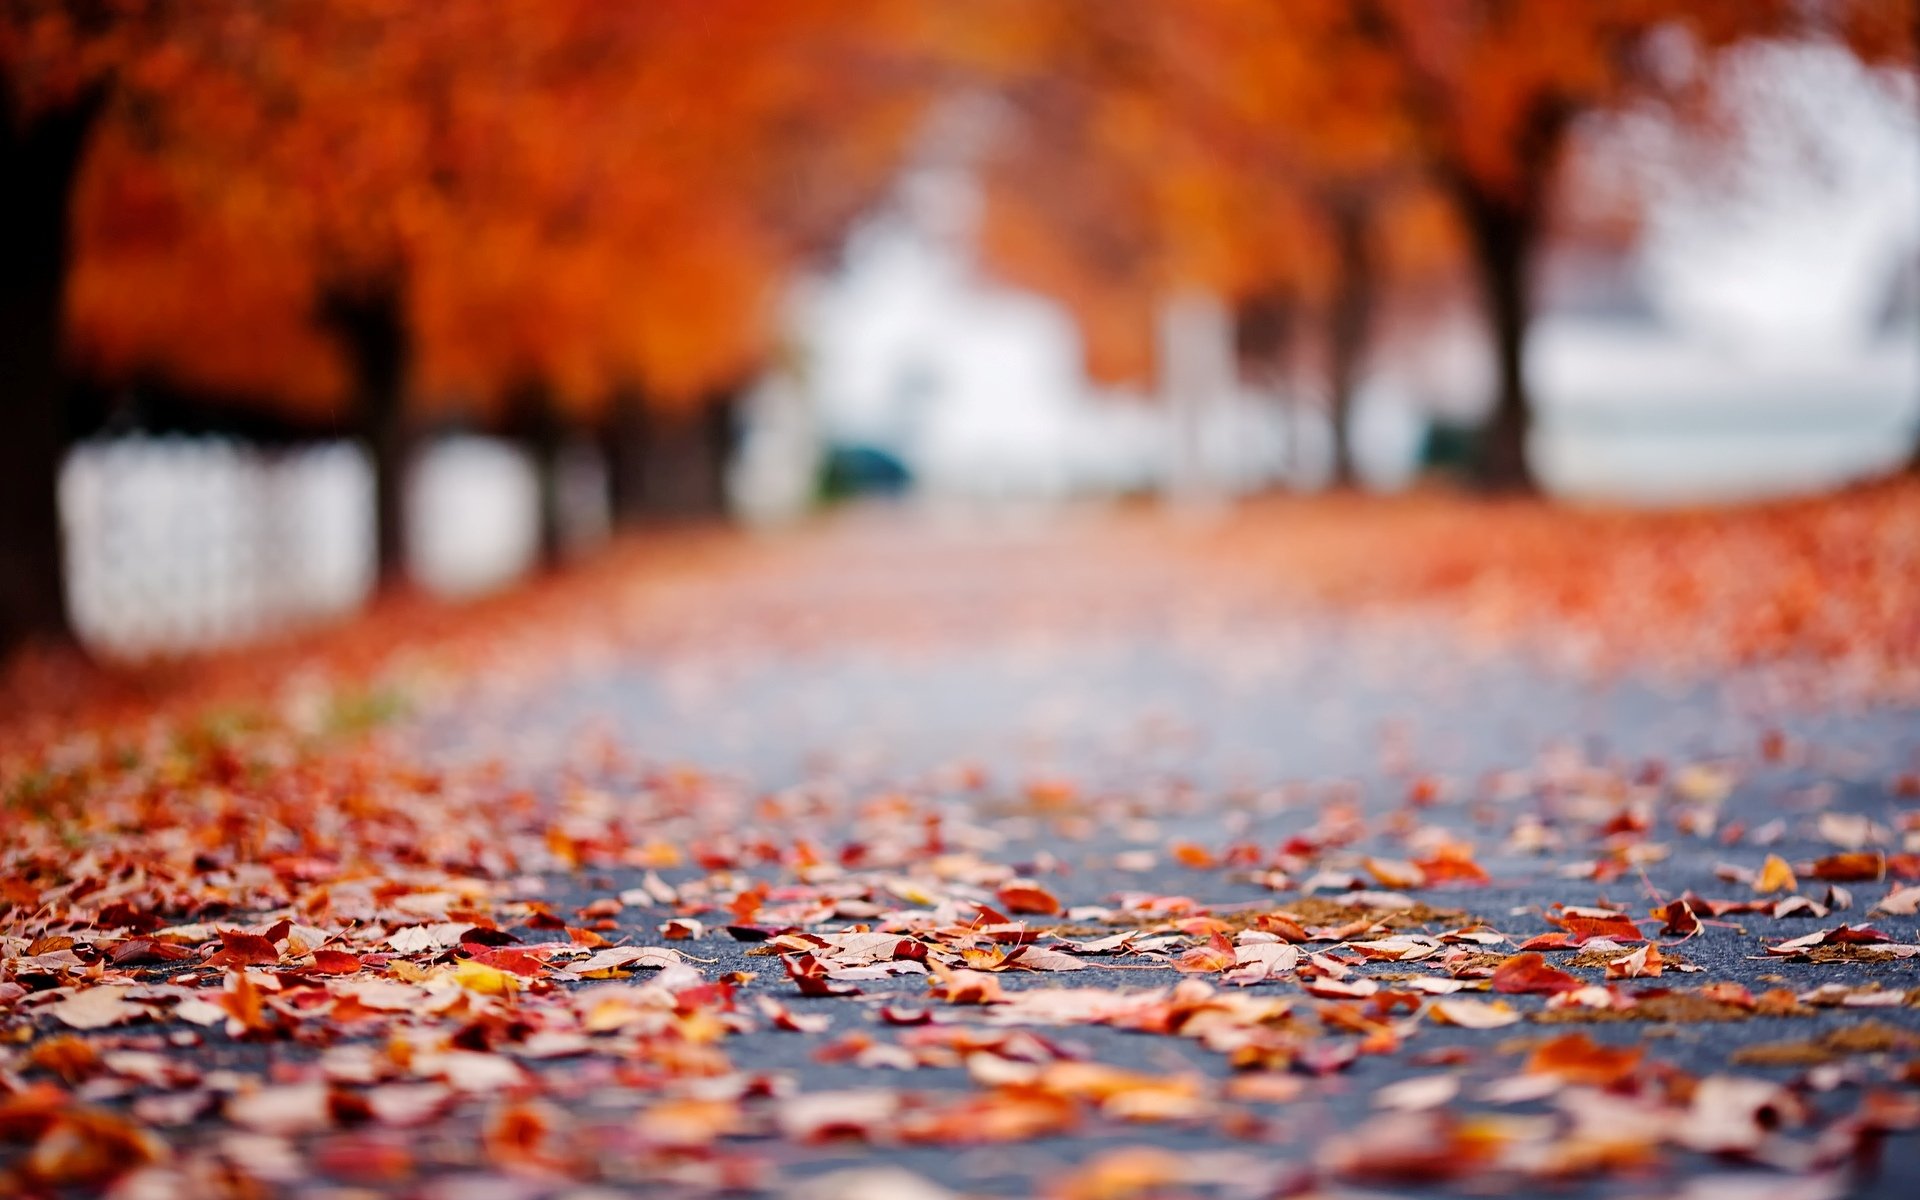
(390, 518, 1920, 1199)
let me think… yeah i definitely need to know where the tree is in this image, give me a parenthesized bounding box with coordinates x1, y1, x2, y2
(970, 0, 1433, 488)
(0, 80, 98, 651)
(5, 0, 932, 653)
(1356, 0, 1906, 492)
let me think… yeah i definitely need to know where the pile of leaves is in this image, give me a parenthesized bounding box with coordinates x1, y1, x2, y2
(5, 486, 1920, 1197)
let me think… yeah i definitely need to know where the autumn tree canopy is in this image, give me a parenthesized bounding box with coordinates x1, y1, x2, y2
(969, 0, 1916, 490)
(1, 0, 932, 635)
(58, 0, 929, 422)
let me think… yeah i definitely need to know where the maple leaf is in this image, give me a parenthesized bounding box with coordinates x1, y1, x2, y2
(570, 946, 685, 977)
(1546, 907, 1645, 945)
(995, 880, 1062, 916)
(309, 949, 364, 974)
(1001, 944, 1088, 973)
(1655, 898, 1701, 938)
(1767, 924, 1900, 955)
(1489, 952, 1582, 995)
(207, 929, 280, 967)
(1223, 942, 1300, 985)
(1754, 854, 1798, 895)
(1173, 934, 1236, 974)
(1605, 943, 1663, 979)
(784, 953, 862, 997)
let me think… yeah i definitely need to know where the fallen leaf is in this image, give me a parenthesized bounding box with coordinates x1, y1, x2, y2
(45, 988, 143, 1031)
(1490, 953, 1581, 995)
(1755, 854, 1797, 895)
(1429, 998, 1521, 1029)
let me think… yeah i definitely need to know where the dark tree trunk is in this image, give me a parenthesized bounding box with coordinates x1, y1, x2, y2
(319, 283, 412, 589)
(604, 392, 736, 521)
(1235, 286, 1304, 490)
(1325, 198, 1375, 490)
(605, 387, 650, 528)
(508, 381, 569, 571)
(0, 91, 104, 656)
(1458, 183, 1540, 495)
(1449, 99, 1567, 497)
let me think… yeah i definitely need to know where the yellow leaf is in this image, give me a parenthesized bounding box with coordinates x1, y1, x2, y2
(452, 960, 520, 996)
(1755, 854, 1797, 895)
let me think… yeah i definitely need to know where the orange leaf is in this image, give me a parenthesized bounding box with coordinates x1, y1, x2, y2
(1755, 854, 1798, 895)
(1523, 1033, 1643, 1085)
(1490, 952, 1581, 995)
(208, 930, 279, 967)
(996, 880, 1062, 916)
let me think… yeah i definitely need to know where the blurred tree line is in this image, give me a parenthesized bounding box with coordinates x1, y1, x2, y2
(974, 0, 1916, 491)
(2, 0, 1914, 656)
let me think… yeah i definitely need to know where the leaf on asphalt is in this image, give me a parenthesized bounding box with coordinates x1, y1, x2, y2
(1002, 944, 1088, 972)
(1223, 942, 1299, 985)
(451, 959, 521, 995)
(929, 968, 1004, 1005)
(1767, 924, 1893, 955)
(995, 880, 1061, 916)
(45, 987, 144, 1030)
(1605, 942, 1663, 979)
(1872, 884, 1920, 915)
(571, 946, 685, 976)
(1754, 854, 1797, 895)
(1808, 851, 1885, 882)
(1524, 1033, 1644, 1086)
(1490, 952, 1582, 995)
(1429, 998, 1521, 1028)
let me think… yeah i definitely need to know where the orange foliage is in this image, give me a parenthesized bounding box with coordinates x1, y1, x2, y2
(9, 1, 932, 423)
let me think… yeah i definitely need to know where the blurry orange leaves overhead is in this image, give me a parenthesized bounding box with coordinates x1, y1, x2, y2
(30, 0, 935, 421)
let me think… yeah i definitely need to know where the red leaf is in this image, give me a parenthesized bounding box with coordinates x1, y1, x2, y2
(207, 930, 279, 967)
(309, 950, 363, 975)
(1490, 952, 1582, 995)
(995, 881, 1061, 916)
(111, 938, 192, 965)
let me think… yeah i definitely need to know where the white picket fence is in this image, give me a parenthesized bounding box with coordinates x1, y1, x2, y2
(59, 434, 600, 659)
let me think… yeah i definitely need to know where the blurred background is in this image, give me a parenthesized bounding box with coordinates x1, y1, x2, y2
(2, 0, 1916, 659)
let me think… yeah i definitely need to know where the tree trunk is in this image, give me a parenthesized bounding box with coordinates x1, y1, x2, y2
(605, 393, 736, 521)
(605, 387, 650, 528)
(0, 91, 104, 656)
(1459, 185, 1539, 495)
(1234, 286, 1301, 492)
(1325, 198, 1375, 490)
(319, 284, 412, 589)
(509, 381, 569, 571)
